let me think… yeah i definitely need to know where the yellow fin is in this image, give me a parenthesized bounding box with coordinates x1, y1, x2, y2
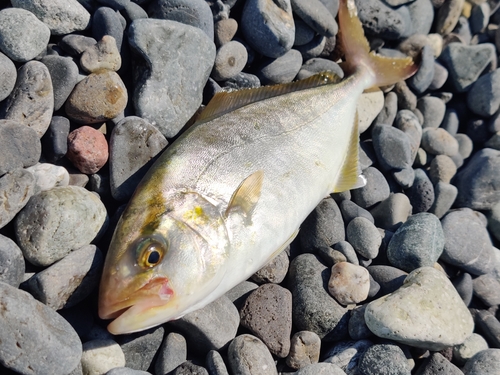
(338, 0, 418, 87)
(196, 72, 342, 124)
(225, 170, 264, 221)
(333, 113, 364, 193)
(265, 228, 299, 264)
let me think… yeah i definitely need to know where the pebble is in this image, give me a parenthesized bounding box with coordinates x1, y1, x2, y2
(296, 58, 344, 80)
(59, 34, 97, 55)
(472, 273, 500, 307)
(42, 116, 70, 163)
(328, 262, 370, 305)
(367, 265, 408, 296)
(41, 55, 79, 112)
(206, 350, 229, 375)
(80, 35, 122, 73)
(467, 118, 490, 144)
(222, 72, 261, 90)
(475, 310, 500, 349)
(348, 305, 373, 340)
(0, 282, 82, 375)
(332, 241, 359, 265)
(414, 352, 462, 375)
(294, 18, 316, 47)
(251, 249, 289, 284)
(365, 267, 474, 350)
(214, 18, 238, 46)
(452, 272, 473, 306)
(170, 296, 239, 353)
(240, 283, 292, 358)
(421, 128, 459, 156)
(375, 92, 397, 126)
(14, 186, 108, 267)
(286, 331, 321, 370)
(240, 0, 294, 58)
(128, 19, 215, 138)
(404, 168, 435, 213)
(0, 52, 16, 102)
(211, 40, 248, 81)
(107, 369, 152, 375)
(116, 326, 164, 371)
(386, 213, 444, 272)
(154, 332, 187, 375)
(435, 0, 464, 35)
(67, 126, 109, 174)
(0, 8, 50, 62)
(25, 163, 70, 192)
(357, 89, 385, 133)
(441, 108, 459, 136)
(323, 339, 372, 373)
(428, 61, 449, 90)
(172, 362, 208, 374)
(227, 334, 277, 375)
(346, 217, 381, 259)
(0, 169, 36, 229)
(291, 0, 337, 37)
(339, 199, 374, 225)
(257, 49, 303, 84)
(358, 343, 411, 375)
(470, 2, 490, 34)
(429, 181, 458, 219)
(351, 167, 390, 209)
(488, 201, 500, 242)
(0, 234, 25, 288)
(394, 109, 422, 162)
(92, 7, 125, 51)
(485, 131, 500, 150)
(372, 125, 413, 173)
(1, 61, 54, 138)
(294, 363, 346, 374)
(225, 280, 258, 310)
(81, 339, 126, 375)
(148, 0, 215, 41)
(462, 349, 500, 375)
(417, 96, 445, 129)
(467, 68, 500, 117)
(407, 44, 435, 94)
(289, 254, 349, 341)
(355, 0, 412, 40)
(453, 333, 489, 366)
(65, 70, 128, 124)
(454, 148, 500, 210)
(429, 154, 457, 184)
(295, 34, 326, 60)
(370, 193, 413, 231)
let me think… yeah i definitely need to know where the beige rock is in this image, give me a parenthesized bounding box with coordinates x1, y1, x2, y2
(81, 339, 125, 375)
(328, 262, 370, 305)
(80, 35, 121, 73)
(357, 88, 384, 134)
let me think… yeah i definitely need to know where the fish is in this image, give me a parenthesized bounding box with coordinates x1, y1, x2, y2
(98, 0, 417, 335)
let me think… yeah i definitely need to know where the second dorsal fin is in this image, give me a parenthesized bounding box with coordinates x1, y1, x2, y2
(196, 72, 342, 124)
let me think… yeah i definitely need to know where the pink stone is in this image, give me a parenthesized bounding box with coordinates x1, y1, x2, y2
(67, 126, 108, 174)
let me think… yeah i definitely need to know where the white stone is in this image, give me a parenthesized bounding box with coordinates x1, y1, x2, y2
(453, 333, 489, 365)
(328, 262, 370, 305)
(356, 88, 385, 133)
(26, 163, 70, 192)
(81, 339, 126, 375)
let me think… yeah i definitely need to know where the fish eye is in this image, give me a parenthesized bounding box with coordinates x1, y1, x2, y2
(136, 236, 167, 268)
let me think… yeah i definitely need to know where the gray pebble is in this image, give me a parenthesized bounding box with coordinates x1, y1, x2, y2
(212, 40, 248, 81)
(358, 343, 411, 375)
(214, 18, 238, 46)
(0, 234, 25, 288)
(429, 154, 457, 184)
(295, 34, 326, 60)
(394, 109, 423, 163)
(0, 8, 50, 62)
(467, 118, 490, 144)
(375, 92, 397, 127)
(429, 181, 458, 219)
(355, 0, 411, 40)
(453, 333, 489, 367)
(206, 350, 229, 375)
(286, 331, 321, 370)
(251, 249, 289, 284)
(0, 61, 54, 138)
(488, 201, 500, 242)
(404, 168, 434, 213)
(222, 72, 261, 90)
(441, 108, 459, 136)
(414, 352, 462, 375)
(435, 0, 465, 35)
(470, 2, 490, 35)
(0, 282, 82, 375)
(11, 0, 90, 35)
(339, 199, 374, 225)
(346, 217, 381, 260)
(372, 125, 413, 172)
(59, 34, 97, 55)
(394, 81, 417, 110)
(472, 273, 500, 307)
(81, 339, 125, 375)
(467, 68, 500, 117)
(41, 116, 70, 163)
(288, 254, 349, 341)
(348, 305, 373, 340)
(452, 272, 473, 306)
(109, 116, 168, 201)
(154, 332, 187, 375)
(41, 55, 79, 111)
(225, 280, 258, 310)
(257, 49, 303, 84)
(0, 120, 41, 175)
(421, 128, 459, 156)
(475, 310, 500, 349)
(386, 213, 444, 272)
(351, 166, 390, 209)
(407, 0, 434, 35)
(454, 148, 500, 210)
(367, 265, 408, 296)
(0, 52, 16, 101)
(227, 334, 277, 375)
(128, 19, 215, 138)
(240, 0, 294, 58)
(294, 363, 346, 374)
(332, 241, 359, 265)
(170, 296, 239, 352)
(370, 193, 412, 232)
(417, 96, 446, 129)
(294, 18, 316, 46)
(296, 58, 344, 80)
(428, 61, 449, 91)
(116, 326, 164, 371)
(485, 132, 500, 150)
(122, 1, 149, 21)
(172, 362, 208, 374)
(462, 349, 500, 375)
(106, 368, 152, 375)
(407, 44, 435, 94)
(92, 7, 124, 50)
(291, 0, 337, 37)
(323, 339, 373, 374)
(0, 169, 36, 230)
(441, 208, 495, 275)
(14, 186, 108, 267)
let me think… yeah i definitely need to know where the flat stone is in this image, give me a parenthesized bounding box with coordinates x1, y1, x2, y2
(421, 128, 459, 156)
(0, 61, 54, 138)
(365, 267, 474, 351)
(0, 234, 25, 288)
(0, 282, 82, 375)
(0, 169, 36, 230)
(128, 19, 215, 138)
(328, 262, 370, 305)
(294, 18, 317, 47)
(81, 339, 126, 375)
(116, 326, 164, 371)
(59, 34, 97, 55)
(154, 332, 187, 375)
(296, 57, 344, 80)
(257, 49, 303, 84)
(332, 241, 359, 265)
(417, 96, 446, 129)
(0, 52, 16, 101)
(65, 70, 127, 124)
(14, 186, 108, 267)
(339, 199, 374, 225)
(80, 35, 122, 73)
(367, 265, 408, 296)
(0, 120, 41, 175)
(372, 125, 413, 172)
(227, 334, 277, 375)
(286, 331, 321, 370)
(212, 40, 248, 81)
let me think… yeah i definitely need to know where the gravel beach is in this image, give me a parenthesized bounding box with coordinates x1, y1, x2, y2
(0, 0, 500, 374)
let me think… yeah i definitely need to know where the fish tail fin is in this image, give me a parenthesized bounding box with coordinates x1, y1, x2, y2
(338, 0, 418, 87)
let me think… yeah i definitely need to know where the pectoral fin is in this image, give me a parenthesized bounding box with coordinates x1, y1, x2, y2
(225, 170, 264, 221)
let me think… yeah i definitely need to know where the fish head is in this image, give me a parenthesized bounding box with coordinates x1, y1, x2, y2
(99, 191, 230, 334)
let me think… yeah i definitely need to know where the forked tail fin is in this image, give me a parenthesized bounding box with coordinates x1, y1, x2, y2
(338, 0, 418, 87)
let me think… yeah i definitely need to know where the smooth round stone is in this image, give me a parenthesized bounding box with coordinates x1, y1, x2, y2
(65, 70, 127, 124)
(417, 96, 446, 129)
(357, 89, 385, 134)
(441, 108, 459, 136)
(365, 267, 474, 351)
(296, 57, 344, 80)
(375, 92, 398, 127)
(0, 169, 36, 230)
(0, 234, 25, 288)
(214, 18, 238, 46)
(206, 350, 228, 375)
(289, 254, 349, 341)
(0, 61, 53, 138)
(300, 197, 345, 252)
(225, 280, 258, 310)
(421, 128, 459, 157)
(0, 120, 41, 176)
(372, 125, 413, 172)
(211, 40, 248, 81)
(227, 334, 277, 375)
(404, 168, 435, 214)
(358, 343, 411, 375)
(453, 333, 489, 366)
(407, 44, 435, 94)
(429, 155, 457, 184)
(439, 42, 496, 92)
(251, 249, 289, 284)
(294, 18, 316, 46)
(323, 339, 373, 373)
(129, 19, 215, 138)
(107, 368, 153, 375)
(81, 339, 126, 375)
(452, 272, 473, 306)
(462, 349, 500, 374)
(348, 305, 372, 340)
(467, 69, 500, 117)
(240, 0, 294, 58)
(339, 199, 374, 225)
(286, 331, 321, 370)
(291, 0, 337, 37)
(351, 167, 390, 209)
(240, 283, 292, 358)
(416, 352, 462, 375)
(346, 217, 381, 260)
(116, 326, 164, 371)
(14, 186, 107, 267)
(386, 213, 444, 272)
(92, 7, 124, 50)
(148, 0, 214, 40)
(41, 55, 79, 112)
(435, 0, 464, 35)
(370, 193, 412, 232)
(328, 262, 370, 305)
(41, 116, 70, 163)
(80, 35, 122, 73)
(154, 332, 187, 375)
(356, 0, 412, 40)
(0, 282, 82, 375)
(170, 296, 239, 353)
(11, 0, 90, 35)
(257, 49, 303, 84)
(59, 34, 97, 55)
(429, 181, 458, 219)
(367, 265, 408, 296)
(429, 61, 449, 91)
(394, 81, 417, 111)
(455, 148, 500, 210)
(122, 1, 148, 20)
(294, 363, 345, 375)
(0, 8, 50, 62)
(408, 0, 434, 34)
(24, 244, 103, 310)
(488, 201, 500, 242)
(394, 109, 423, 163)
(471, 2, 490, 35)
(67, 126, 109, 174)
(25, 163, 69, 192)
(0, 52, 16, 101)
(472, 273, 500, 307)
(295, 34, 326, 60)
(333, 241, 359, 265)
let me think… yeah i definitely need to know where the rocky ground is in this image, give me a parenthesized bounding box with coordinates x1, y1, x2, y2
(0, 0, 500, 374)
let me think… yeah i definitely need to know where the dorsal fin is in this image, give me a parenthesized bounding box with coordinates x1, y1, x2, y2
(225, 170, 264, 222)
(196, 72, 342, 124)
